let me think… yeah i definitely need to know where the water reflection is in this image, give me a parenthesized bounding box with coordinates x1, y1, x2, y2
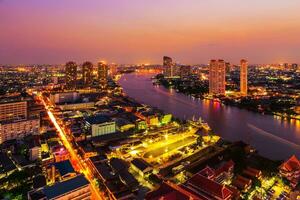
(119, 73, 300, 160)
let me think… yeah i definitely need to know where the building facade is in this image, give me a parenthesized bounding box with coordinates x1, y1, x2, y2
(82, 61, 93, 86)
(163, 56, 173, 78)
(98, 61, 108, 88)
(65, 61, 77, 89)
(50, 92, 80, 104)
(0, 101, 27, 122)
(0, 118, 40, 144)
(109, 63, 118, 77)
(209, 59, 226, 95)
(85, 115, 116, 137)
(28, 174, 91, 200)
(240, 59, 248, 96)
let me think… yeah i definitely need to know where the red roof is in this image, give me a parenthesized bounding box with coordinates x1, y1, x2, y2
(187, 174, 233, 199)
(215, 160, 234, 177)
(198, 166, 215, 179)
(280, 155, 300, 172)
(145, 182, 202, 200)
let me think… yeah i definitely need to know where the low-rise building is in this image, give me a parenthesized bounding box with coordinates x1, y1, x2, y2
(131, 158, 152, 177)
(115, 118, 135, 132)
(28, 174, 91, 200)
(185, 173, 233, 200)
(49, 92, 80, 104)
(84, 115, 116, 137)
(51, 145, 70, 162)
(146, 181, 201, 200)
(279, 155, 300, 188)
(57, 102, 95, 111)
(47, 160, 76, 183)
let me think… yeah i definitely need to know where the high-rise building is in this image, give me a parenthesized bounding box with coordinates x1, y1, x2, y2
(65, 61, 77, 89)
(240, 59, 248, 96)
(0, 101, 27, 122)
(225, 62, 231, 73)
(163, 56, 173, 78)
(0, 99, 40, 144)
(209, 59, 226, 95)
(109, 63, 118, 77)
(179, 65, 191, 78)
(82, 61, 93, 86)
(97, 61, 108, 88)
(291, 63, 298, 70)
(0, 117, 40, 144)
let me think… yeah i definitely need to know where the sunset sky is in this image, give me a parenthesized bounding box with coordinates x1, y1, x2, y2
(1, 0, 300, 64)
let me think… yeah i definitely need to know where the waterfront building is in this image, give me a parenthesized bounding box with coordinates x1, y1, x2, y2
(163, 56, 174, 78)
(65, 61, 77, 89)
(279, 155, 300, 188)
(98, 61, 108, 88)
(291, 63, 298, 70)
(179, 65, 191, 78)
(136, 120, 147, 130)
(82, 61, 93, 86)
(240, 59, 248, 96)
(209, 59, 226, 95)
(28, 174, 91, 200)
(0, 100, 27, 122)
(185, 173, 233, 200)
(109, 63, 118, 76)
(160, 114, 172, 125)
(198, 160, 235, 184)
(84, 115, 116, 137)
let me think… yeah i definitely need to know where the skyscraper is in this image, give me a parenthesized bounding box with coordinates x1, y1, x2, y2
(179, 65, 191, 78)
(209, 59, 226, 95)
(240, 59, 248, 96)
(163, 56, 173, 78)
(98, 61, 108, 88)
(65, 61, 77, 89)
(109, 63, 118, 77)
(82, 61, 93, 86)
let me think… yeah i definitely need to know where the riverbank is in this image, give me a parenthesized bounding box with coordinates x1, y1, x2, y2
(155, 75, 299, 122)
(119, 73, 300, 160)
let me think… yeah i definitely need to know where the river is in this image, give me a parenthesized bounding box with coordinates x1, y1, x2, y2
(118, 73, 300, 160)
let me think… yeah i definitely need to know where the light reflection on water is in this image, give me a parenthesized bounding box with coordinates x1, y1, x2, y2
(119, 72, 300, 160)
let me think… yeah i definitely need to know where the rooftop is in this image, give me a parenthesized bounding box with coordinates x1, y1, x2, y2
(85, 115, 111, 125)
(279, 155, 300, 172)
(186, 174, 232, 199)
(51, 160, 75, 177)
(145, 181, 202, 200)
(43, 174, 89, 199)
(131, 158, 152, 172)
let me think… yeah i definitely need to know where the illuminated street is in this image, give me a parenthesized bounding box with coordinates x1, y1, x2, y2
(40, 94, 105, 200)
(1, 2, 300, 199)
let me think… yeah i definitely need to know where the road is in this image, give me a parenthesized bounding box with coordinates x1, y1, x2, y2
(39, 94, 105, 200)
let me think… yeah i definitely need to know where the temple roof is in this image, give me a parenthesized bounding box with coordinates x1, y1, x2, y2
(279, 155, 300, 172)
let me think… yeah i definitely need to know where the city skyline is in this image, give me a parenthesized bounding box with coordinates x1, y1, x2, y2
(1, 0, 300, 64)
(1, 1, 300, 199)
